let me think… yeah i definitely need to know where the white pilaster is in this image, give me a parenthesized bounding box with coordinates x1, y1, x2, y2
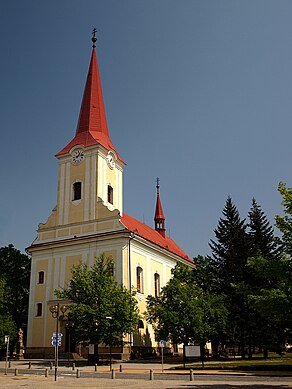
(58, 163, 65, 225)
(63, 162, 71, 224)
(27, 259, 37, 346)
(91, 154, 97, 219)
(84, 157, 90, 221)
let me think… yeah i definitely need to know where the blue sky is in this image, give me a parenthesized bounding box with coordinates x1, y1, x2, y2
(0, 0, 291, 257)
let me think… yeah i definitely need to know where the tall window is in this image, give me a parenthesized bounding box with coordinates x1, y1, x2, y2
(73, 182, 82, 201)
(107, 185, 113, 204)
(38, 271, 44, 284)
(154, 273, 160, 297)
(136, 266, 143, 293)
(36, 303, 43, 317)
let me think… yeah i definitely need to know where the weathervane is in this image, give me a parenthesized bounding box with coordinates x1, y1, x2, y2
(92, 28, 97, 48)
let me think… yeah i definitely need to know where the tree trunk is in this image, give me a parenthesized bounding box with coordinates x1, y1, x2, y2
(211, 340, 219, 360)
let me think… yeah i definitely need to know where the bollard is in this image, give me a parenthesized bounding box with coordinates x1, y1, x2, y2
(14, 368, 18, 376)
(95, 363, 97, 372)
(150, 369, 154, 380)
(119, 364, 122, 372)
(190, 369, 194, 381)
(28, 361, 32, 369)
(111, 369, 115, 379)
(50, 362, 53, 370)
(8, 360, 11, 368)
(72, 362, 75, 371)
(45, 368, 48, 377)
(76, 369, 80, 378)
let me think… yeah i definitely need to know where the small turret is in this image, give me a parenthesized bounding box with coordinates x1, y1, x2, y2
(154, 178, 165, 237)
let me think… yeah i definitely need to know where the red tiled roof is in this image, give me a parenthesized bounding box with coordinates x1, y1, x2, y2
(56, 48, 124, 162)
(121, 213, 192, 263)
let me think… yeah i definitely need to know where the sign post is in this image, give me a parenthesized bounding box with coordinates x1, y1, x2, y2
(159, 340, 165, 372)
(51, 332, 63, 381)
(4, 335, 9, 375)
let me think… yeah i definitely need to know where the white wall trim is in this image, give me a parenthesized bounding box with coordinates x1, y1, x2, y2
(84, 157, 90, 221)
(58, 163, 65, 225)
(64, 162, 71, 224)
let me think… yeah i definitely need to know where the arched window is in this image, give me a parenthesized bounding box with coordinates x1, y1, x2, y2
(136, 266, 143, 293)
(36, 303, 43, 317)
(38, 271, 45, 284)
(72, 182, 82, 201)
(138, 319, 144, 329)
(154, 273, 160, 297)
(107, 185, 113, 204)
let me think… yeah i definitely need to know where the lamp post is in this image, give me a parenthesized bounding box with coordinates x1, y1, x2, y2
(49, 303, 68, 381)
(66, 316, 73, 367)
(4, 335, 9, 375)
(106, 316, 113, 371)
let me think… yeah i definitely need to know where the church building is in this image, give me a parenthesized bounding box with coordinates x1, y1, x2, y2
(26, 33, 193, 358)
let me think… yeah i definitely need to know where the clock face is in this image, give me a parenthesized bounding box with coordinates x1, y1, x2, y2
(106, 151, 116, 169)
(71, 149, 85, 165)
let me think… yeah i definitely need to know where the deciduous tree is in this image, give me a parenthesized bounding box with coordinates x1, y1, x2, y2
(146, 263, 227, 352)
(56, 254, 139, 363)
(0, 278, 16, 352)
(275, 182, 292, 256)
(0, 245, 30, 348)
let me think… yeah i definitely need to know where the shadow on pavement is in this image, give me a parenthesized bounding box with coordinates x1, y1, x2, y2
(168, 385, 291, 389)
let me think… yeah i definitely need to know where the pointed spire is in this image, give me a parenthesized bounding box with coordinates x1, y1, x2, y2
(154, 178, 166, 237)
(56, 31, 123, 162)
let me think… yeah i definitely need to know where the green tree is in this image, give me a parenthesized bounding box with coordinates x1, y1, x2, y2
(0, 278, 17, 351)
(242, 255, 292, 355)
(209, 197, 251, 357)
(275, 182, 292, 256)
(56, 254, 139, 363)
(146, 263, 227, 352)
(0, 245, 30, 345)
(248, 198, 281, 261)
(209, 197, 250, 292)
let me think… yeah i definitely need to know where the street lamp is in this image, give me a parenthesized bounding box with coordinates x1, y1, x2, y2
(49, 303, 68, 381)
(106, 316, 113, 371)
(65, 316, 73, 367)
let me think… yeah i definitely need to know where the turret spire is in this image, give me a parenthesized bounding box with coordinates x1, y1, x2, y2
(154, 178, 165, 237)
(56, 32, 123, 162)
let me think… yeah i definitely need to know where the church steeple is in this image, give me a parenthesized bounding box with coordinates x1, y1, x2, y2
(154, 178, 165, 237)
(56, 30, 123, 162)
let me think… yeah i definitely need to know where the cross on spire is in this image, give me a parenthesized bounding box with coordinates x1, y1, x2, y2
(156, 177, 160, 195)
(92, 28, 97, 48)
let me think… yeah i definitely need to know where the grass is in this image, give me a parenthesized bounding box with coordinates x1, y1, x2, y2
(183, 353, 292, 371)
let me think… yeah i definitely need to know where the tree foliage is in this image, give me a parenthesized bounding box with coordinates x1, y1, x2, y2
(0, 278, 17, 350)
(208, 196, 283, 357)
(275, 182, 292, 256)
(56, 254, 139, 351)
(146, 263, 227, 347)
(209, 196, 250, 292)
(248, 198, 281, 261)
(0, 245, 30, 346)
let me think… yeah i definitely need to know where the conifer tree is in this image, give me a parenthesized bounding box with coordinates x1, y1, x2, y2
(209, 196, 250, 292)
(209, 197, 251, 357)
(248, 198, 281, 261)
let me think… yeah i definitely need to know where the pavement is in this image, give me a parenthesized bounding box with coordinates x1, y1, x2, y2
(1, 359, 292, 388)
